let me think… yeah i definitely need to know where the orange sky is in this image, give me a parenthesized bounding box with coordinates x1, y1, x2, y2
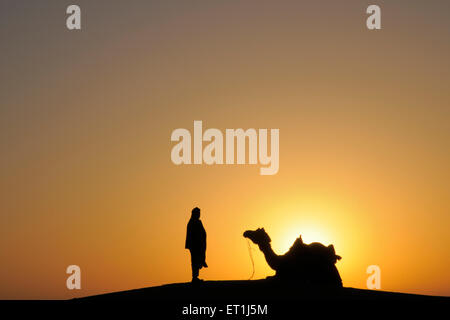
(1, 1, 449, 299)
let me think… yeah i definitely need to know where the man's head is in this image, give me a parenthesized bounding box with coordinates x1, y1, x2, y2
(191, 207, 200, 219)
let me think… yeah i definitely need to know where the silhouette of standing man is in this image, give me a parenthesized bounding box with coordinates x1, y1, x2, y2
(185, 207, 208, 282)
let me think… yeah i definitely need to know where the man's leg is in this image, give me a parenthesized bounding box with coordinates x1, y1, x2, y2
(192, 265, 199, 280)
(190, 249, 200, 281)
(201, 250, 208, 268)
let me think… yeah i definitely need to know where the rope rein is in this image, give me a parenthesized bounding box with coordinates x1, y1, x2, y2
(246, 238, 255, 280)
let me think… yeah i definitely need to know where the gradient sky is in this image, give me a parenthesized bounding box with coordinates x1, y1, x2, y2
(1, 1, 449, 299)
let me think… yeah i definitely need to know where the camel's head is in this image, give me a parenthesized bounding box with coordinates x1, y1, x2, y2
(243, 228, 271, 246)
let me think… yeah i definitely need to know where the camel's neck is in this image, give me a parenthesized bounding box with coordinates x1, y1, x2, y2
(258, 242, 281, 271)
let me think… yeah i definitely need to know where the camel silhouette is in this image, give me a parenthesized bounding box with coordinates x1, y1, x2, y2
(243, 228, 343, 287)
